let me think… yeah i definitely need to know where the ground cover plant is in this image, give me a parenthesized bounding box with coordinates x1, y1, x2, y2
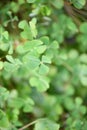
(0, 0, 87, 130)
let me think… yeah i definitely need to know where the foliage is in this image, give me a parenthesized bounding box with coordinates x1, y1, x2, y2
(0, 0, 87, 130)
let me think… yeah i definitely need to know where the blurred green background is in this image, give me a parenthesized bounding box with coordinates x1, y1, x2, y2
(0, 0, 87, 130)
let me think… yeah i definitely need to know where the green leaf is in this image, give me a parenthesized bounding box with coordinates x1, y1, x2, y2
(80, 23, 87, 34)
(18, 0, 25, 4)
(3, 31, 9, 40)
(20, 29, 33, 40)
(29, 18, 37, 38)
(23, 98, 34, 112)
(50, 41, 59, 49)
(18, 20, 28, 29)
(23, 40, 43, 53)
(34, 118, 60, 130)
(40, 37, 57, 54)
(4, 58, 22, 72)
(27, 0, 36, 3)
(6, 55, 14, 63)
(79, 54, 87, 64)
(30, 76, 49, 92)
(79, 65, 87, 86)
(51, 0, 64, 9)
(0, 61, 4, 70)
(66, 19, 78, 35)
(8, 97, 24, 109)
(40, 5, 51, 16)
(72, 0, 86, 9)
(80, 76, 87, 86)
(36, 45, 47, 54)
(10, 2, 19, 13)
(40, 36, 49, 45)
(17, 39, 44, 55)
(18, 20, 33, 40)
(0, 110, 9, 128)
(75, 97, 83, 106)
(0, 87, 9, 108)
(39, 64, 49, 75)
(0, 87, 9, 103)
(23, 54, 40, 69)
(42, 55, 51, 63)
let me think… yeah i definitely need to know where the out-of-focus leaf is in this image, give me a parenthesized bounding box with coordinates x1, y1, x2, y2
(34, 118, 60, 130)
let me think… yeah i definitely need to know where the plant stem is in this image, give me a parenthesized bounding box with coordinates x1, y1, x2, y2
(18, 120, 38, 130)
